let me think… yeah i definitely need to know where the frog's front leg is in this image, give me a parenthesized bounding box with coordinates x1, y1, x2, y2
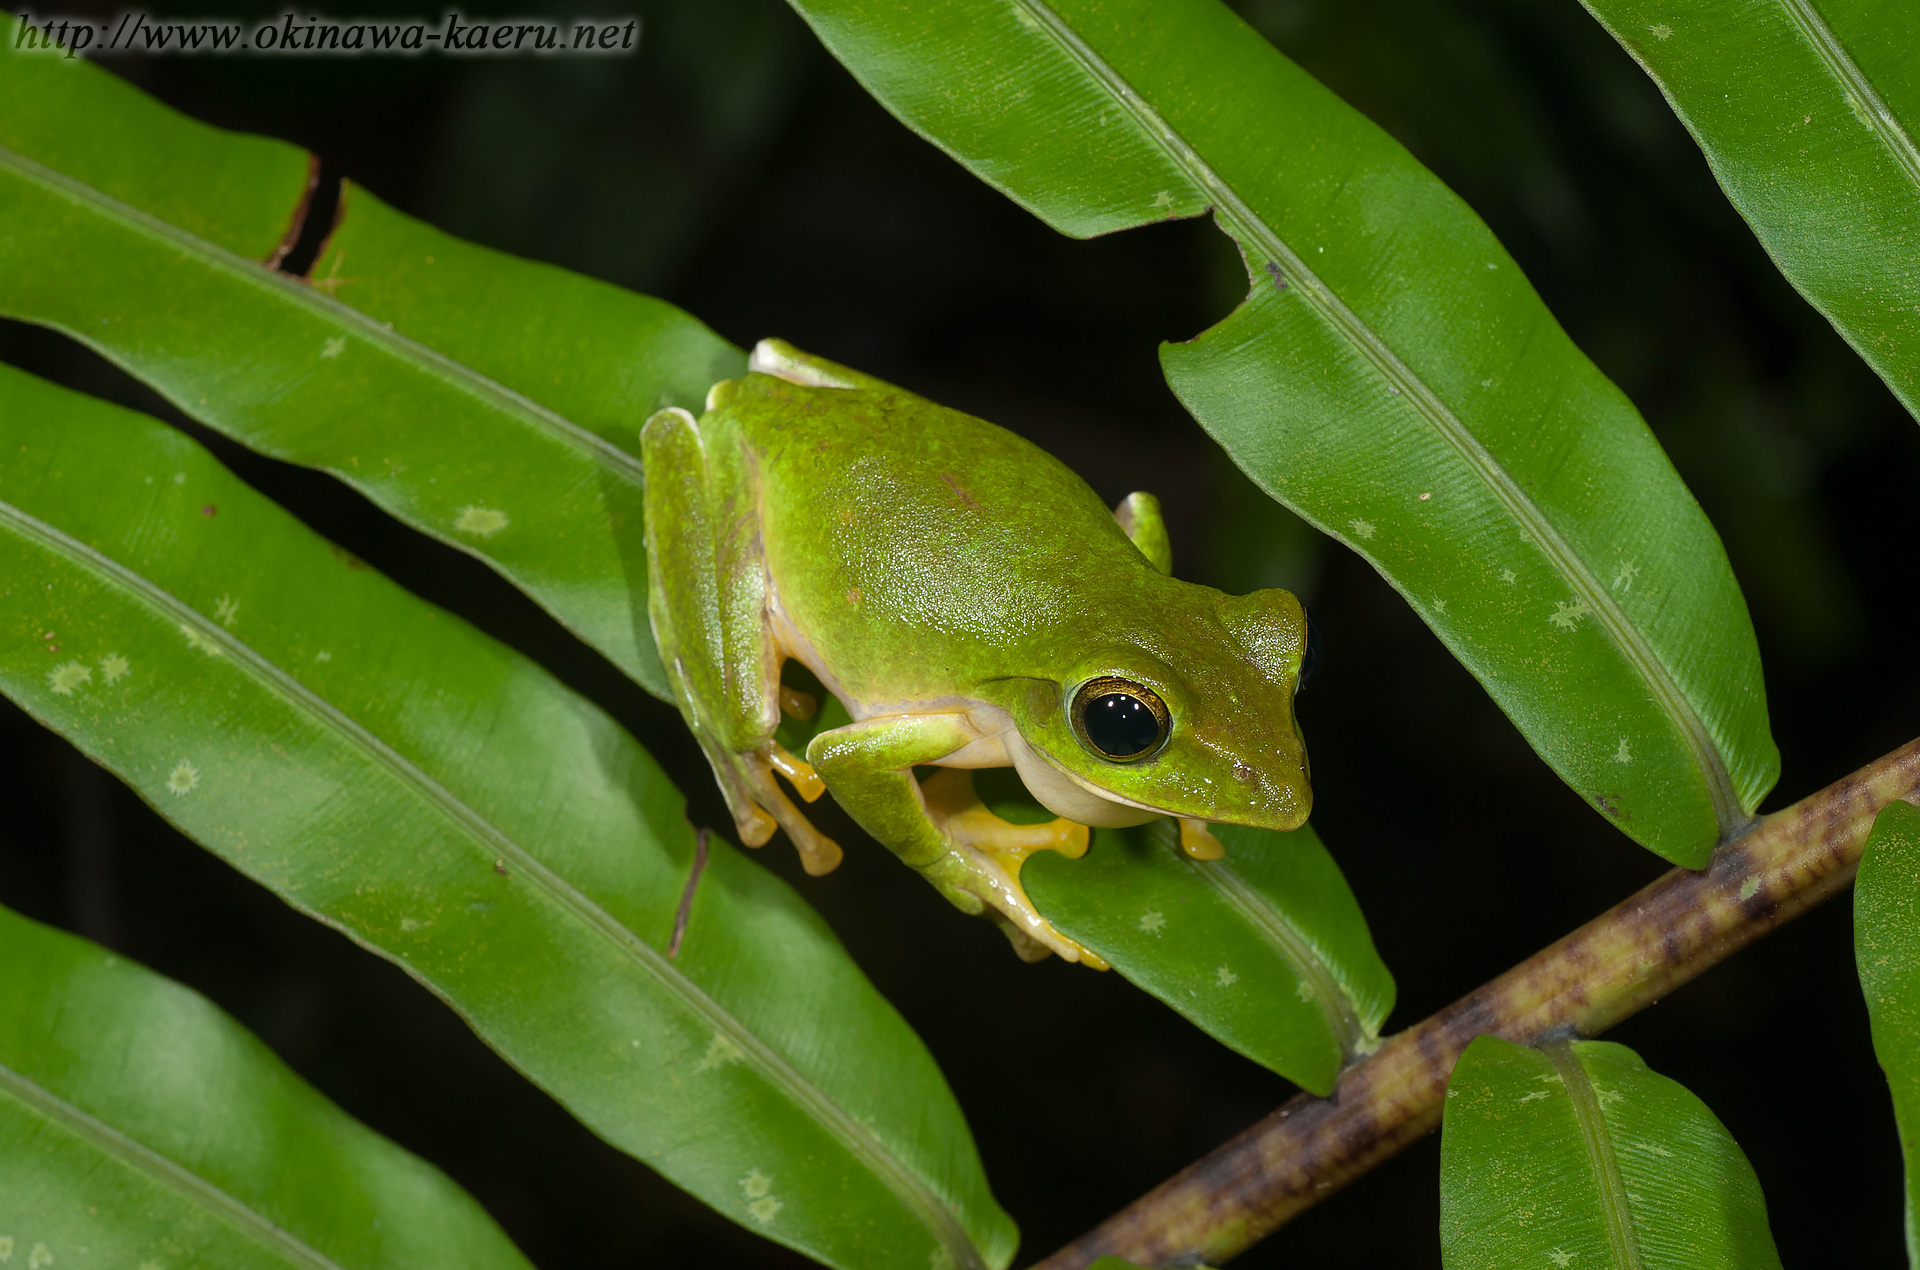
(641, 407, 841, 875)
(805, 713, 1101, 965)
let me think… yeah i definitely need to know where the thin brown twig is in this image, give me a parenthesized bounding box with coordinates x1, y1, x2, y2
(667, 827, 709, 960)
(1037, 736, 1920, 1269)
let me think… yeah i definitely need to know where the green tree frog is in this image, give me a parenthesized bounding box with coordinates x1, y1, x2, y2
(641, 340, 1314, 965)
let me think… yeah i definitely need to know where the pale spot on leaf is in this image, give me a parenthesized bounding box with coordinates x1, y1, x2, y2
(740, 1169, 782, 1223)
(1432, 597, 1447, 615)
(1499, 568, 1517, 585)
(1641, 1141, 1674, 1158)
(180, 624, 223, 656)
(1649, 22, 1671, 38)
(0, 1236, 13, 1259)
(1612, 559, 1639, 592)
(694, 1031, 744, 1073)
(1215, 966, 1238, 987)
(48, 660, 91, 696)
(1137, 910, 1166, 935)
(100, 654, 129, 683)
(455, 505, 509, 537)
(214, 594, 240, 627)
(1613, 737, 1632, 764)
(320, 336, 347, 359)
(1739, 876, 1761, 901)
(1348, 517, 1376, 540)
(1548, 598, 1590, 630)
(27, 1244, 50, 1270)
(1518, 1090, 1549, 1103)
(1548, 1249, 1575, 1268)
(315, 650, 333, 662)
(166, 761, 199, 796)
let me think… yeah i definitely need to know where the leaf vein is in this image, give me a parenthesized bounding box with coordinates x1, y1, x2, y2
(1189, 855, 1365, 1057)
(1775, 0, 1920, 192)
(1543, 1041, 1644, 1270)
(0, 1059, 350, 1270)
(0, 144, 647, 489)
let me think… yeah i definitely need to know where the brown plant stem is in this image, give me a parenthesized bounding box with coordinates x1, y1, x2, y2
(1037, 736, 1920, 1269)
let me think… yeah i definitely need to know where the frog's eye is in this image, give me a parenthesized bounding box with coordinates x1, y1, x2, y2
(1298, 605, 1324, 693)
(1071, 677, 1171, 761)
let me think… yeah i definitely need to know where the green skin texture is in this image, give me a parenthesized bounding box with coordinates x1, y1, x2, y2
(643, 341, 1311, 960)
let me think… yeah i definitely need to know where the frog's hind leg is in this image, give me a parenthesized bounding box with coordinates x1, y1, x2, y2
(805, 708, 1101, 964)
(640, 407, 843, 875)
(918, 768, 1103, 966)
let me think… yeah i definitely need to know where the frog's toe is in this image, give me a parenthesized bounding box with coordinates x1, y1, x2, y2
(927, 785, 1089, 862)
(747, 757, 844, 875)
(1178, 817, 1225, 861)
(727, 794, 779, 848)
(717, 750, 843, 873)
(986, 912, 1056, 963)
(766, 742, 827, 803)
(919, 847, 1106, 968)
(763, 788, 844, 876)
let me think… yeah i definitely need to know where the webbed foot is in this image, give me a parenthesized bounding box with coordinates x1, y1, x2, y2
(917, 769, 1107, 968)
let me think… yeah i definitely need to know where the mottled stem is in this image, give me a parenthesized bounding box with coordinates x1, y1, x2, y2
(1038, 737, 1920, 1269)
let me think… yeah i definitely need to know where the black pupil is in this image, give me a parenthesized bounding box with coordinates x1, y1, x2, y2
(1084, 693, 1162, 758)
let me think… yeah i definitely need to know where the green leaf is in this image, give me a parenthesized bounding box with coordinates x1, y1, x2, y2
(308, 182, 743, 452)
(0, 14, 743, 701)
(0, 362, 1015, 1270)
(1577, 0, 1920, 424)
(784, 0, 1778, 865)
(1854, 798, 1920, 1264)
(977, 773, 1391, 1096)
(0, 902, 533, 1269)
(1028, 824, 1389, 1096)
(1440, 1036, 1782, 1270)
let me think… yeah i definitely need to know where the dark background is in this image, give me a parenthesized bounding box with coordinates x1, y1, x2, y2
(4, 0, 1918, 1264)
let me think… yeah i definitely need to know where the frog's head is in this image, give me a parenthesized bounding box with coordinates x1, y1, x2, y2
(1001, 587, 1317, 832)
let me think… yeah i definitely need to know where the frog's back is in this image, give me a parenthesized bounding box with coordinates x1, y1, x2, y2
(708, 374, 1150, 698)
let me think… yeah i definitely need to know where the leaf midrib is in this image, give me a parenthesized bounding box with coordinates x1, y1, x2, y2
(1776, 0, 1920, 192)
(0, 500, 982, 1270)
(1543, 1041, 1644, 1270)
(0, 1057, 349, 1270)
(1186, 851, 1365, 1058)
(0, 144, 648, 491)
(1009, 0, 1747, 840)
